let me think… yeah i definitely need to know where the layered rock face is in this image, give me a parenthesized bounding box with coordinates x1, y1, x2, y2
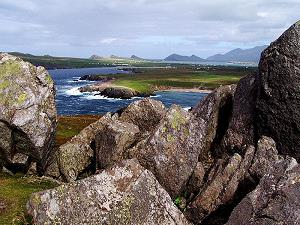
(27, 159, 191, 225)
(0, 53, 57, 174)
(256, 22, 300, 160)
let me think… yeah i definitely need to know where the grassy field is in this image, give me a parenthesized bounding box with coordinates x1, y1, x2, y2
(0, 115, 101, 225)
(109, 67, 253, 94)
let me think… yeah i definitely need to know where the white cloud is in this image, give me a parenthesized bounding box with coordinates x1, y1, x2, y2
(100, 38, 118, 44)
(0, 0, 299, 58)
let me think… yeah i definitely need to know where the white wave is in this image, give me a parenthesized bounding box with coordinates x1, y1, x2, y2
(184, 107, 191, 111)
(65, 87, 83, 96)
(82, 94, 124, 101)
(152, 95, 161, 98)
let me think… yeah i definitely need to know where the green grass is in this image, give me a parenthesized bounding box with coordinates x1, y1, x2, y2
(0, 173, 58, 225)
(110, 67, 247, 93)
(56, 115, 102, 146)
(0, 115, 101, 224)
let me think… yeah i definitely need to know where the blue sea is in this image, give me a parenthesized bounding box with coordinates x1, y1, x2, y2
(48, 68, 208, 115)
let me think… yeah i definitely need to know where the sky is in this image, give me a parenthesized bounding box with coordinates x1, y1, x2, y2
(0, 0, 299, 59)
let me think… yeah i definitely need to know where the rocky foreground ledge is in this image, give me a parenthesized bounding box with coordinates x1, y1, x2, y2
(1, 22, 300, 225)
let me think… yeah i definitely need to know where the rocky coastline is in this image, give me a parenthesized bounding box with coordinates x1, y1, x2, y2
(1, 22, 300, 225)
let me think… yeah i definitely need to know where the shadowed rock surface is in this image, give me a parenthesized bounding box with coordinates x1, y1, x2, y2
(191, 85, 236, 168)
(227, 157, 300, 225)
(0, 53, 57, 174)
(185, 146, 255, 223)
(27, 159, 192, 225)
(221, 73, 257, 151)
(256, 22, 300, 160)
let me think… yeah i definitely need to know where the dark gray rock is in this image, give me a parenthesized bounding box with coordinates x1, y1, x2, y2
(186, 162, 205, 195)
(191, 84, 236, 168)
(227, 156, 300, 225)
(256, 21, 300, 160)
(101, 87, 140, 99)
(27, 159, 192, 225)
(0, 53, 57, 174)
(249, 136, 281, 179)
(222, 73, 257, 151)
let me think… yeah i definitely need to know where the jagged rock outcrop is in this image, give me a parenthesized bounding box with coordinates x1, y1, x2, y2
(227, 156, 300, 225)
(128, 105, 193, 198)
(249, 136, 281, 179)
(27, 159, 192, 225)
(95, 120, 140, 168)
(221, 73, 257, 151)
(186, 162, 205, 195)
(256, 22, 300, 160)
(191, 85, 236, 168)
(57, 114, 114, 182)
(185, 145, 255, 223)
(126, 85, 235, 199)
(118, 98, 166, 134)
(0, 53, 57, 174)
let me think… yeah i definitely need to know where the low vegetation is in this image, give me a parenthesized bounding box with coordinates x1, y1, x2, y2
(109, 66, 254, 94)
(0, 115, 101, 225)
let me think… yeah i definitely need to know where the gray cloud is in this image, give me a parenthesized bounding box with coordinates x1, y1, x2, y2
(0, 0, 299, 58)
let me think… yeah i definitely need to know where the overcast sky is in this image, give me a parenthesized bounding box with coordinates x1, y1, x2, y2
(0, 0, 299, 58)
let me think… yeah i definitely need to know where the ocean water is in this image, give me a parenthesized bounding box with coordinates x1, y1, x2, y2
(48, 68, 208, 115)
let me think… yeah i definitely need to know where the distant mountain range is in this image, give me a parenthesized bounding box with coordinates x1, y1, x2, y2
(164, 45, 268, 63)
(164, 54, 206, 62)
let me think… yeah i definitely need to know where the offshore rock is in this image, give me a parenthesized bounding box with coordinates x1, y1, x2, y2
(27, 159, 191, 225)
(0, 53, 56, 174)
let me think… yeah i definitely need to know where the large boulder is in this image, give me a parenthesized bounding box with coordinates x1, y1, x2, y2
(227, 156, 300, 225)
(0, 53, 56, 174)
(256, 21, 300, 160)
(27, 159, 191, 225)
(95, 120, 140, 169)
(129, 105, 192, 198)
(118, 98, 166, 134)
(222, 73, 257, 151)
(57, 114, 113, 182)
